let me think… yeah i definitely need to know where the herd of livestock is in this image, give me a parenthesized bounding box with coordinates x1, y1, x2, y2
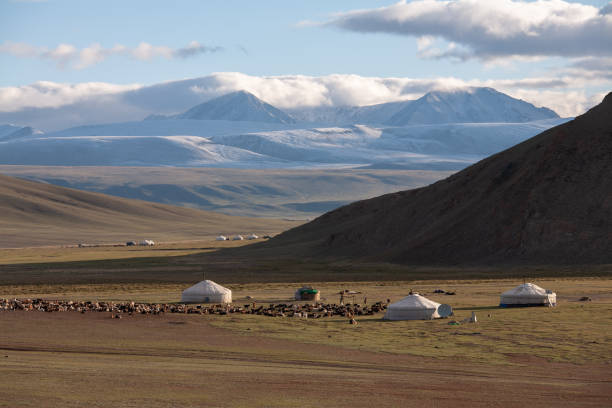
(0, 298, 388, 319)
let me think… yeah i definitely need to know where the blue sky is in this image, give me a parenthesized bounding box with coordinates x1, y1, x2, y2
(0, 0, 611, 119)
(0, 0, 489, 84)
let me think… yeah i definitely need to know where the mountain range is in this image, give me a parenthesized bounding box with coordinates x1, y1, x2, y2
(288, 87, 558, 126)
(259, 92, 612, 265)
(0, 88, 567, 170)
(145, 87, 557, 126)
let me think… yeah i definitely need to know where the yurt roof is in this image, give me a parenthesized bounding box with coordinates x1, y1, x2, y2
(297, 287, 318, 294)
(387, 293, 440, 310)
(183, 280, 231, 295)
(501, 283, 551, 297)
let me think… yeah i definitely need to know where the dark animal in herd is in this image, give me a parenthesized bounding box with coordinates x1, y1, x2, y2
(1, 298, 388, 319)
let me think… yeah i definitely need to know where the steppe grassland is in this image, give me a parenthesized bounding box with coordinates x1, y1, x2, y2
(0, 239, 253, 264)
(2, 275, 611, 365)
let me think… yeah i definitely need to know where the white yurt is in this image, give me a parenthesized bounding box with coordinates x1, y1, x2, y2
(232, 235, 244, 241)
(181, 280, 232, 303)
(216, 235, 227, 241)
(499, 283, 556, 307)
(247, 234, 258, 240)
(383, 293, 441, 320)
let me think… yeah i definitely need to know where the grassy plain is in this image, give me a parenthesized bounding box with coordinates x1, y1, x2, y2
(2, 239, 611, 286)
(1, 243, 611, 407)
(3, 277, 611, 365)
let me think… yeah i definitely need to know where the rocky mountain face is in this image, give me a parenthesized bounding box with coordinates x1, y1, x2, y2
(264, 93, 612, 265)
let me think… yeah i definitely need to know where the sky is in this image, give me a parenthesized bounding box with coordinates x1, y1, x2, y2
(1, 0, 611, 125)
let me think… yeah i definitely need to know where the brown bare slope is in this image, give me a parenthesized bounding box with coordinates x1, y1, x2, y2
(263, 93, 612, 265)
(0, 174, 299, 248)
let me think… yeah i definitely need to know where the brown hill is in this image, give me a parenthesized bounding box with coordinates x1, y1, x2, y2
(263, 93, 612, 265)
(0, 174, 299, 248)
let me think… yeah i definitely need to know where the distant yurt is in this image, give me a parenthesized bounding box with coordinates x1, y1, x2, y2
(247, 234, 258, 240)
(216, 235, 228, 241)
(232, 235, 244, 241)
(294, 286, 320, 301)
(181, 280, 232, 303)
(499, 283, 556, 307)
(383, 293, 441, 320)
(139, 239, 155, 246)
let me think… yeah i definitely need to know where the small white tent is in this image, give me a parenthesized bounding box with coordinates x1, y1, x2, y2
(232, 235, 244, 241)
(181, 280, 232, 303)
(499, 283, 556, 307)
(216, 235, 227, 241)
(247, 234, 258, 240)
(383, 293, 441, 320)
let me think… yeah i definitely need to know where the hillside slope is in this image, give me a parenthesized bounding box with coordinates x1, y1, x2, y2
(0, 174, 298, 248)
(263, 93, 612, 265)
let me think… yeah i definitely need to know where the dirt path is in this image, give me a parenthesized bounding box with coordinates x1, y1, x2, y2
(1, 311, 610, 407)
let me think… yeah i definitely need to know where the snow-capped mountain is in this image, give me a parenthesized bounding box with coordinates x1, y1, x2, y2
(0, 87, 568, 170)
(386, 88, 558, 126)
(0, 117, 569, 169)
(168, 91, 296, 124)
(0, 124, 40, 141)
(287, 101, 409, 125)
(289, 88, 558, 126)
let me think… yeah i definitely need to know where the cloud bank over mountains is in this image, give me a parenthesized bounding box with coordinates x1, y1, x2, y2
(0, 41, 222, 69)
(0, 72, 604, 131)
(326, 0, 612, 62)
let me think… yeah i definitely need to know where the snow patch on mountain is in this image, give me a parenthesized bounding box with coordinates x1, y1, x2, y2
(172, 91, 296, 124)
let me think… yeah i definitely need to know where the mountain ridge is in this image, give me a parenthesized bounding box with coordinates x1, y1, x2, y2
(260, 92, 612, 265)
(387, 87, 558, 125)
(289, 87, 559, 126)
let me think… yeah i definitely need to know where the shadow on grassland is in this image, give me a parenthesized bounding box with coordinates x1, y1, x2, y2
(0, 239, 611, 286)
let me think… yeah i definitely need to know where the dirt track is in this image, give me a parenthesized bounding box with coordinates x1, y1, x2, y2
(1, 311, 610, 408)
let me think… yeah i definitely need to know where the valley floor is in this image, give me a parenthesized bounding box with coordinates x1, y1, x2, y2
(1, 277, 611, 407)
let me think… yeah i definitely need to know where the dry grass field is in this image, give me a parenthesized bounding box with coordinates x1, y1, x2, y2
(0, 239, 254, 265)
(1, 276, 612, 407)
(1, 243, 611, 407)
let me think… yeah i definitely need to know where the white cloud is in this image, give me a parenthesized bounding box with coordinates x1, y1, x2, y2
(185, 72, 603, 116)
(326, 0, 612, 61)
(0, 72, 607, 127)
(0, 81, 142, 111)
(0, 40, 223, 69)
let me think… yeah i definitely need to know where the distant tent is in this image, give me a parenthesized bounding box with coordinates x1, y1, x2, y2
(216, 235, 228, 241)
(247, 234, 259, 240)
(383, 293, 441, 320)
(181, 280, 232, 303)
(294, 286, 320, 301)
(232, 235, 244, 241)
(139, 239, 155, 246)
(499, 283, 556, 307)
